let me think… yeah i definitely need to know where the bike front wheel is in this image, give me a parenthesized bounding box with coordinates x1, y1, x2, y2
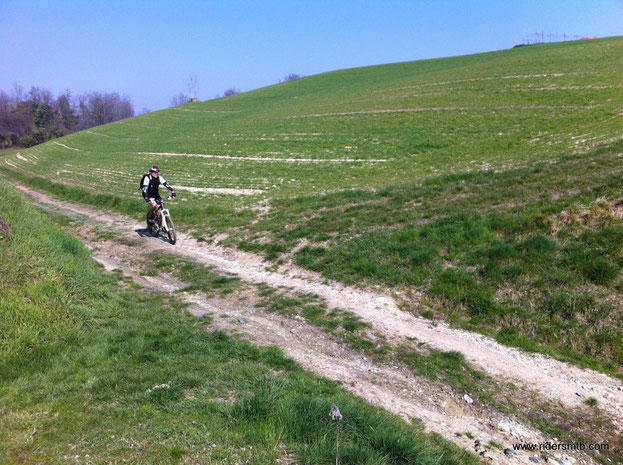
(165, 215, 176, 244)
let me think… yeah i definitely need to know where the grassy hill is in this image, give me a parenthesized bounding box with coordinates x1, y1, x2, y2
(2, 37, 623, 375)
(4, 38, 622, 200)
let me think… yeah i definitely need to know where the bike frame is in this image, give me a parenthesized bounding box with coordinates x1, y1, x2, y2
(147, 195, 177, 244)
(156, 196, 174, 232)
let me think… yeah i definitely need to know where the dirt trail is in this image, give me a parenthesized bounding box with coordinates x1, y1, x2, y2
(91, 247, 556, 465)
(12, 182, 623, 464)
(160, 227, 623, 424)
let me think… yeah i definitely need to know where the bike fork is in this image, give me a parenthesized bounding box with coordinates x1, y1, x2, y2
(160, 209, 170, 232)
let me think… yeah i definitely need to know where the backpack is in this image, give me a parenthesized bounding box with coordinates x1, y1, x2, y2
(139, 174, 149, 191)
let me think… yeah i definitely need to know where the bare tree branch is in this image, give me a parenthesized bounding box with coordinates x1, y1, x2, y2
(187, 75, 198, 100)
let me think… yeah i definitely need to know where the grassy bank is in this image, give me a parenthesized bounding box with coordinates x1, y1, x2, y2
(268, 144, 623, 376)
(0, 177, 478, 464)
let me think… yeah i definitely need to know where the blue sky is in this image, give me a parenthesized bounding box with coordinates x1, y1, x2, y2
(1, 0, 621, 112)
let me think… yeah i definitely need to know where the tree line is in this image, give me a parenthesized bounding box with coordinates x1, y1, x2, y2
(2, 74, 304, 149)
(0, 84, 134, 149)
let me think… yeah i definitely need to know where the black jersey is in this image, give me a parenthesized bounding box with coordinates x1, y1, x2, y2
(142, 174, 172, 200)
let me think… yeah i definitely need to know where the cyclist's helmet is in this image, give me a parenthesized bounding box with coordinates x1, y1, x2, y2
(149, 165, 160, 173)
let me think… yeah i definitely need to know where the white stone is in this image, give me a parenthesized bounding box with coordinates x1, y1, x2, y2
(497, 421, 512, 433)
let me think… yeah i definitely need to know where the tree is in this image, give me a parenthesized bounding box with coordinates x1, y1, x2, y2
(28, 86, 54, 105)
(170, 92, 188, 106)
(0, 84, 135, 147)
(11, 83, 24, 103)
(187, 75, 198, 100)
(0, 90, 14, 142)
(54, 92, 78, 135)
(282, 73, 302, 82)
(0, 90, 15, 149)
(34, 102, 53, 128)
(78, 92, 134, 128)
(11, 101, 36, 138)
(222, 88, 241, 97)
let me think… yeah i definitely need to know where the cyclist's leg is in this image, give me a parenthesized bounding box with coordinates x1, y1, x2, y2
(153, 195, 165, 228)
(147, 198, 159, 222)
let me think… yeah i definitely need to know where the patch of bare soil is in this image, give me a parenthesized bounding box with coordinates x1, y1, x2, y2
(12, 182, 623, 464)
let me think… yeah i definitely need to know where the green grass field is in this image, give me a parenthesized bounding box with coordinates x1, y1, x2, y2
(0, 178, 481, 464)
(4, 38, 622, 200)
(2, 37, 623, 375)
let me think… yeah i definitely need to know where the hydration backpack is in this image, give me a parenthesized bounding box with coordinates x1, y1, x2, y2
(139, 174, 149, 191)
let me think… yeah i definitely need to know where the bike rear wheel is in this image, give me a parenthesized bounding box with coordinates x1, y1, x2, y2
(165, 215, 176, 244)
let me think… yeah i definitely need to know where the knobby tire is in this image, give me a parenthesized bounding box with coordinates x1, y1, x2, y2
(165, 215, 176, 244)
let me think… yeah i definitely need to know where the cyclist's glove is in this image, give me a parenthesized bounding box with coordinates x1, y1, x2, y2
(171, 191, 177, 198)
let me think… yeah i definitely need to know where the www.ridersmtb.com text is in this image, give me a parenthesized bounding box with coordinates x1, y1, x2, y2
(513, 442, 610, 452)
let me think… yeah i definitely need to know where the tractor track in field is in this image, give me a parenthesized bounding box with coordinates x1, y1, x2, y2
(11, 181, 623, 465)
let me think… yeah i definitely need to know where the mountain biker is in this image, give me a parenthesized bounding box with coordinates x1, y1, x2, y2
(142, 165, 176, 229)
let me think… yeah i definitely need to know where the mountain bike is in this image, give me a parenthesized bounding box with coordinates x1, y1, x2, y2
(147, 196, 177, 244)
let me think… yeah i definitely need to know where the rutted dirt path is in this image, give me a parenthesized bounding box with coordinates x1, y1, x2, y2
(92, 247, 547, 465)
(13, 182, 623, 464)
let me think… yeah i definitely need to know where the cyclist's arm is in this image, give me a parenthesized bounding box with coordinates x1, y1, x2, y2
(142, 176, 151, 202)
(160, 176, 176, 195)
